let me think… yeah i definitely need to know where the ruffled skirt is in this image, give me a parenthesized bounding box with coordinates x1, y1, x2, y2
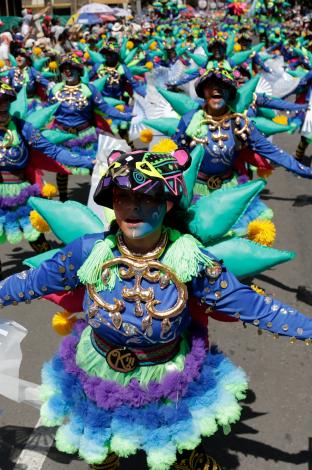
(0, 181, 41, 245)
(40, 322, 248, 470)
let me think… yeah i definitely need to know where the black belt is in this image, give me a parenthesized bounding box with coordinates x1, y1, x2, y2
(54, 121, 91, 135)
(197, 171, 233, 190)
(91, 331, 181, 373)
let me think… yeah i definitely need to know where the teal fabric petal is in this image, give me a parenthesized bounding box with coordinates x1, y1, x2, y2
(88, 49, 105, 64)
(28, 198, 104, 244)
(41, 129, 74, 144)
(24, 249, 60, 268)
(33, 57, 48, 71)
(207, 238, 295, 278)
(142, 118, 180, 137)
(92, 76, 107, 93)
(231, 75, 260, 113)
(230, 49, 253, 66)
(188, 179, 266, 243)
(257, 107, 277, 119)
(10, 87, 28, 119)
(180, 145, 205, 209)
(156, 87, 199, 117)
(25, 103, 60, 129)
(251, 117, 293, 136)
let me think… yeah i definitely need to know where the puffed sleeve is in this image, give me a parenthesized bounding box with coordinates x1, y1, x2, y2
(256, 93, 308, 113)
(19, 119, 94, 168)
(0, 237, 84, 308)
(247, 122, 312, 178)
(191, 258, 312, 341)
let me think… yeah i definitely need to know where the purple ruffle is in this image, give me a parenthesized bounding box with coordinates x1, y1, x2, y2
(0, 184, 41, 209)
(64, 132, 98, 148)
(59, 321, 207, 411)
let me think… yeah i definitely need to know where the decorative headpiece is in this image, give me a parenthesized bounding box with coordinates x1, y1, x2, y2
(59, 53, 84, 72)
(94, 149, 191, 207)
(195, 62, 237, 99)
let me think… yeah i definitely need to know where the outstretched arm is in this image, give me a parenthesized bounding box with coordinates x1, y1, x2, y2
(0, 238, 84, 308)
(192, 259, 312, 340)
(247, 123, 312, 178)
(19, 119, 94, 168)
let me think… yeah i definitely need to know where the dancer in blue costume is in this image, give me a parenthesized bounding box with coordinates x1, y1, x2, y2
(7, 46, 50, 100)
(48, 53, 132, 201)
(1, 149, 312, 470)
(0, 81, 93, 276)
(174, 66, 312, 194)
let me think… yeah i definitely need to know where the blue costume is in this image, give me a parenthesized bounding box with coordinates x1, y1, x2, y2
(0, 227, 311, 469)
(173, 109, 312, 182)
(0, 141, 310, 470)
(0, 116, 92, 246)
(8, 66, 50, 95)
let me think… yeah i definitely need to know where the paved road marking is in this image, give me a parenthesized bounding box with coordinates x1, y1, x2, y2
(14, 418, 55, 469)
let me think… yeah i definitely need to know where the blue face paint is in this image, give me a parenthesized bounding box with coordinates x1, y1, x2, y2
(62, 68, 80, 85)
(113, 188, 167, 240)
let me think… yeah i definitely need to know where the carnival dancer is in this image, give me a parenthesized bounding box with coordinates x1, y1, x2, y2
(173, 65, 312, 200)
(1, 149, 312, 470)
(0, 81, 93, 277)
(48, 53, 133, 201)
(7, 46, 51, 99)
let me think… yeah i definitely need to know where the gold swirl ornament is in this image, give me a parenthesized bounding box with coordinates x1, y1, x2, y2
(87, 232, 188, 336)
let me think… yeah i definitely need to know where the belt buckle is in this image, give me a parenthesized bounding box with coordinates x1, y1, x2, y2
(66, 126, 77, 135)
(207, 175, 222, 190)
(106, 347, 138, 372)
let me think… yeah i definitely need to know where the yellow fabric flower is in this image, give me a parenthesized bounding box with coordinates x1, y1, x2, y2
(41, 182, 58, 198)
(145, 61, 154, 70)
(234, 43, 242, 52)
(48, 61, 58, 71)
(151, 138, 177, 152)
(29, 210, 50, 233)
(272, 115, 288, 125)
(52, 311, 77, 336)
(149, 41, 157, 50)
(140, 128, 154, 143)
(247, 219, 276, 247)
(33, 46, 42, 56)
(84, 51, 90, 60)
(80, 38, 86, 44)
(127, 40, 134, 50)
(115, 104, 125, 112)
(0, 59, 5, 69)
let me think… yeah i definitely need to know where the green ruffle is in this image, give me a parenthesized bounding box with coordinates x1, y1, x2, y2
(0, 181, 31, 197)
(76, 326, 189, 386)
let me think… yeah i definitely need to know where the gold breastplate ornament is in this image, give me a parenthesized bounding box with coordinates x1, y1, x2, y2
(191, 112, 251, 147)
(55, 84, 88, 109)
(87, 232, 188, 337)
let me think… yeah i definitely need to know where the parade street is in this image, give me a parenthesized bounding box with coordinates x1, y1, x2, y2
(0, 131, 312, 470)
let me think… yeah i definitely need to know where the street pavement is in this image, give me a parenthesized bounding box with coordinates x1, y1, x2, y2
(0, 131, 312, 470)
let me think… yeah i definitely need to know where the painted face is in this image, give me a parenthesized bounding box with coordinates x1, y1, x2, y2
(61, 66, 80, 85)
(16, 55, 26, 67)
(203, 80, 231, 112)
(113, 187, 167, 239)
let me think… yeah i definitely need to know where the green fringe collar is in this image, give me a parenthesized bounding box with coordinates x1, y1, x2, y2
(77, 228, 214, 292)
